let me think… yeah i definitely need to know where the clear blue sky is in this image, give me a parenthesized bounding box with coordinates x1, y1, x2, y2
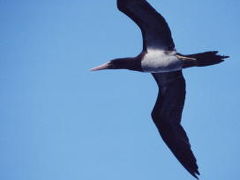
(1, 0, 240, 180)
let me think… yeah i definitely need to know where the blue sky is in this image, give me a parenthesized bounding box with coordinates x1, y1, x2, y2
(0, 0, 240, 180)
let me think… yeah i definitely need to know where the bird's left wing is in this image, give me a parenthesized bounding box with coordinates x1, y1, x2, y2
(117, 0, 175, 51)
(151, 71, 200, 179)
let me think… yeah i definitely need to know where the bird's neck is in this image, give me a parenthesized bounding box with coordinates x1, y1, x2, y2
(110, 55, 143, 72)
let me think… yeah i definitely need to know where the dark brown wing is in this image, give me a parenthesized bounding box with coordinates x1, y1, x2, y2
(151, 71, 200, 179)
(117, 0, 175, 51)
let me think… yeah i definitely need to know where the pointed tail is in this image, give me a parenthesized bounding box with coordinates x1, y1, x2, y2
(181, 51, 229, 68)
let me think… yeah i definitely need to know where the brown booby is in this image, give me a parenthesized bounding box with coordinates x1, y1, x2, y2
(91, 0, 229, 179)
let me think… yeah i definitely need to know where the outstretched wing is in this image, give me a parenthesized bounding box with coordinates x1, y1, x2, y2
(151, 71, 200, 179)
(117, 0, 175, 51)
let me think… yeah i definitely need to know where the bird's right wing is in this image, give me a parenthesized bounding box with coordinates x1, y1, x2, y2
(151, 71, 200, 179)
(117, 0, 175, 51)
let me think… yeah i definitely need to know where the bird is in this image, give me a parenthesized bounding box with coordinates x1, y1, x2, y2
(91, 0, 229, 179)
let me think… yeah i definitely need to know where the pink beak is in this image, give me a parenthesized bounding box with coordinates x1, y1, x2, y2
(90, 62, 110, 71)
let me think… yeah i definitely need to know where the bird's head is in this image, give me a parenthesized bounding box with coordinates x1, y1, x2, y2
(90, 57, 142, 72)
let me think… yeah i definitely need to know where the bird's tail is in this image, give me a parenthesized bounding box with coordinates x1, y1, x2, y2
(179, 51, 229, 68)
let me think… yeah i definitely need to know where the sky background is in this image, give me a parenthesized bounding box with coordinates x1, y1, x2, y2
(0, 0, 240, 180)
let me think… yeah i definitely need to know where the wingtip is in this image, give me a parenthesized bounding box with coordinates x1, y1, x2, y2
(216, 52, 229, 59)
(191, 173, 199, 179)
(223, 55, 230, 59)
(191, 170, 200, 179)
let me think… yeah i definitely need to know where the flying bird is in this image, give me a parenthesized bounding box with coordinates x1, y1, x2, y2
(91, 0, 228, 179)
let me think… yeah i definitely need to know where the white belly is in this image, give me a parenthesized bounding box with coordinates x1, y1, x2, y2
(141, 49, 182, 73)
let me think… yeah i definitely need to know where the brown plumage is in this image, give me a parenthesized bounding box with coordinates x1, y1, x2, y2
(91, 0, 229, 179)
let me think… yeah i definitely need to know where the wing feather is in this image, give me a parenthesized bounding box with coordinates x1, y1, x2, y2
(152, 71, 200, 179)
(117, 0, 175, 51)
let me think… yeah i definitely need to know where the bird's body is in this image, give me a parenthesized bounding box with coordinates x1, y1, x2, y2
(141, 49, 182, 73)
(91, 0, 229, 179)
